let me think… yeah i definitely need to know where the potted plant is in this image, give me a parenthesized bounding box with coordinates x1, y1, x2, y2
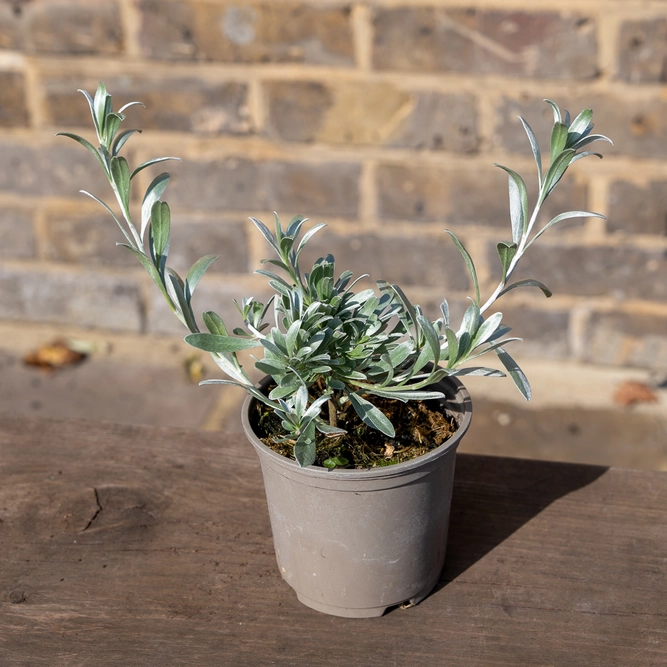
(58, 84, 611, 617)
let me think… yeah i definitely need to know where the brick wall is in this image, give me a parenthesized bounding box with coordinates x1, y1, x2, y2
(1, 0, 667, 373)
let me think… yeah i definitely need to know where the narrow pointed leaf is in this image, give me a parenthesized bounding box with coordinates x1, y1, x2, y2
(496, 241, 518, 282)
(461, 302, 482, 337)
(440, 299, 450, 328)
(498, 279, 552, 298)
(294, 425, 317, 468)
(166, 270, 198, 332)
(347, 392, 395, 437)
(130, 156, 181, 180)
(184, 333, 261, 353)
(449, 367, 505, 377)
(416, 314, 440, 367)
(117, 100, 145, 114)
(112, 128, 142, 156)
(93, 82, 109, 141)
(285, 320, 301, 356)
(496, 347, 531, 400)
(445, 230, 480, 305)
(203, 311, 228, 336)
(141, 173, 170, 240)
(294, 223, 327, 260)
(471, 311, 503, 348)
(542, 148, 576, 199)
(78, 88, 100, 138)
(250, 217, 279, 254)
(544, 99, 562, 124)
(150, 200, 170, 259)
(519, 116, 542, 185)
(104, 112, 124, 144)
(567, 108, 593, 139)
(185, 254, 219, 302)
(110, 156, 130, 212)
(81, 190, 133, 246)
(569, 151, 603, 165)
(444, 327, 459, 366)
(528, 210, 605, 247)
(55, 132, 107, 171)
(495, 165, 528, 242)
(550, 121, 569, 162)
(118, 243, 173, 307)
(571, 133, 613, 150)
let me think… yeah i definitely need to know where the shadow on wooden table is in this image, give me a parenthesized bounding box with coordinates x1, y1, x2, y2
(436, 453, 608, 588)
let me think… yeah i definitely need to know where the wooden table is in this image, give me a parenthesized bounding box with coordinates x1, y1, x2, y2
(1, 413, 665, 666)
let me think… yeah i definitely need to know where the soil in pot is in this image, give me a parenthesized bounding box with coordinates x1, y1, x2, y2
(250, 387, 457, 469)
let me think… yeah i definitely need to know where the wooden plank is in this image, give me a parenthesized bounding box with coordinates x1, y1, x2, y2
(0, 413, 665, 666)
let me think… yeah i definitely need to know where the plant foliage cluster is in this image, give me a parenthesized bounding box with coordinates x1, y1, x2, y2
(59, 84, 612, 467)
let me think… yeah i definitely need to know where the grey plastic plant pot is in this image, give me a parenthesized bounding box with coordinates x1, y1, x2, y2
(241, 375, 473, 618)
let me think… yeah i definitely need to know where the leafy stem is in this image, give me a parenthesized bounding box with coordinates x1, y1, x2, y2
(58, 86, 612, 466)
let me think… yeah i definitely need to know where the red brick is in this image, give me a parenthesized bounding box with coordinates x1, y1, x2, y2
(137, 1, 354, 66)
(607, 181, 667, 236)
(617, 19, 667, 84)
(0, 1, 123, 55)
(373, 8, 597, 80)
(44, 75, 252, 135)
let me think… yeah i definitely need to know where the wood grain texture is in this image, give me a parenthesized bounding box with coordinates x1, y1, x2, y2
(0, 413, 665, 666)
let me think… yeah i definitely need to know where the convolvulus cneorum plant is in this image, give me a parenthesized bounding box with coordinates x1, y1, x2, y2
(58, 83, 612, 467)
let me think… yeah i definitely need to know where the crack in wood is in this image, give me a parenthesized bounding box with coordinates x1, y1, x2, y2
(82, 488, 103, 532)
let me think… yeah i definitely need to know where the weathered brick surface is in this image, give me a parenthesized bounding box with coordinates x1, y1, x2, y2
(0, 267, 143, 332)
(0, 71, 28, 127)
(373, 8, 597, 79)
(0, 142, 109, 198)
(377, 163, 586, 226)
(378, 163, 508, 225)
(264, 81, 333, 142)
(147, 279, 271, 336)
(265, 81, 478, 151)
(0, 207, 36, 259)
(44, 75, 252, 135)
(584, 311, 667, 370)
(496, 93, 667, 160)
(42, 210, 137, 268)
(168, 220, 250, 276)
(137, 1, 354, 65)
(607, 181, 667, 235)
(300, 230, 470, 290)
(617, 19, 667, 84)
(168, 158, 360, 218)
(0, 0, 665, 380)
(488, 305, 570, 359)
(43, 208, 250, 275)
(0, 1, 122, 55)
(509, 244, 667, 302)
